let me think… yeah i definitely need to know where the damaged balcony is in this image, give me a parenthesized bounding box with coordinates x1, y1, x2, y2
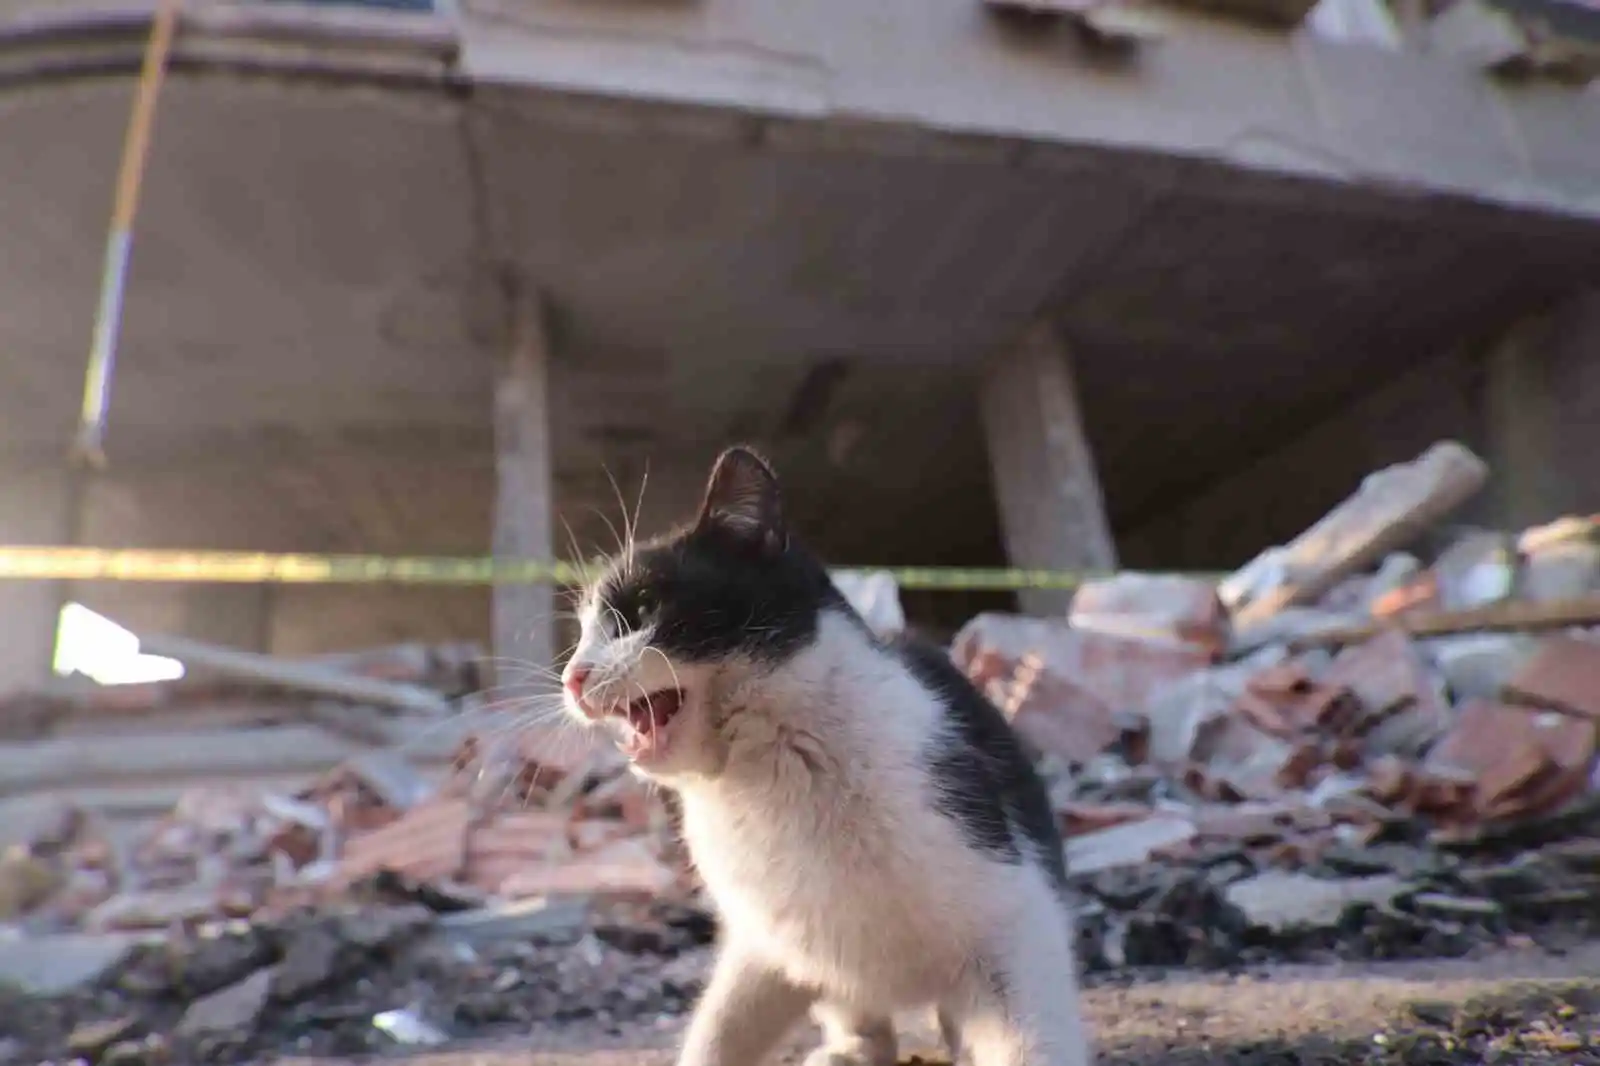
(0, 0, 1597, 683)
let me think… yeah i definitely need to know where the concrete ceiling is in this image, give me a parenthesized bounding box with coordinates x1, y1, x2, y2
(0, 67, 1597, 578)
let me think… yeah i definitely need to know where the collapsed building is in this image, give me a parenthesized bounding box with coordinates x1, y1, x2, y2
(0, 0, 1599, 679)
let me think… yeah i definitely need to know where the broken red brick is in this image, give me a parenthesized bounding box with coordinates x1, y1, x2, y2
(1504, 636, 1600, 720)
(1001, 655, 1123, 764)
(952, 613, 1211, 721)
(1233, 663, 1359, 739)
(1056, 801, 1155, 838)
(497, 837, 679, 901)
(1369, 572, 1440, 619)
(1322, 629, 1451, 756)
(1426, 699, 1599, 826)
(334, 797, 473, 889)
(462, 810, 569, 895)
(266, 824, 320, 870)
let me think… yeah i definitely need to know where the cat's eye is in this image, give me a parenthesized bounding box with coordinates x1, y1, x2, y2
(634, 589, 657, 620)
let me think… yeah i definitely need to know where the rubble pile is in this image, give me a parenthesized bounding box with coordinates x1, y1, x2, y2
(0, 643, 704, 1064)
(5, 439, 1600, 1063)
(0, 719, 689, 939)
(956, 441, 1600, 971)
(0, 898, 712, 1065)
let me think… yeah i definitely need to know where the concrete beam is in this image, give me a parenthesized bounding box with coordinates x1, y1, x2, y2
(1481, 291, 1600, 528)
(1484, 308, 1561, 528)
(981, 323, 1117, 616)
(0, 469, 67, 691)
(460, 0, 1600, 225)
(492, 284, 556, 679)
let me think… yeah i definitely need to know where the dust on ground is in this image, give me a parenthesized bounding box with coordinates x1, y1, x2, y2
(256, 944, 1600, 1066)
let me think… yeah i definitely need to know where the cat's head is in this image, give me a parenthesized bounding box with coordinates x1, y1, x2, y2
(559, 446, 846, 781)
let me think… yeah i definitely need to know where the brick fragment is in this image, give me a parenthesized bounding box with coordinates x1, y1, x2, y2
(1504, 636, 1600, 720)
(952, 614, 1211, 764)
(1425, 699, 1598, 827)
(1069, 574, 1228, 658)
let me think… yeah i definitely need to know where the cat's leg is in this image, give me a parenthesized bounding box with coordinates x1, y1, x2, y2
(946, 886, 1093, 1066)
(677, 940, 815, 1066)
(802, 1003, 898, 1066)
(936, 1006, 964, 1063)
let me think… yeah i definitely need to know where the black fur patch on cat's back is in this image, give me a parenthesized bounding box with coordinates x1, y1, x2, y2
(898, 638, 1068, 892)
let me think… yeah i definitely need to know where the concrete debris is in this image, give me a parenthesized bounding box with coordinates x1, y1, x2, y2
(64, 1015, 139, 1058)
(9, 448, 1600, 1063)
(954, 613, 1213, 765)
(0, 637, 690, 985)
(1069, 573, 1228, 657)
(0, 930, 144, 995)
(1225, 441, 1490, 626)
(1424, 700, 1597, 832)
(1065, 815, 1198, 875)
(175, 968, 272, 1041)
(1426, 632, 1538, 703)
(1224, 871, 1410, 933)
(946, 442, 1600, 968)
(138, 633, 455, 716)
(831, 569, 906, 638)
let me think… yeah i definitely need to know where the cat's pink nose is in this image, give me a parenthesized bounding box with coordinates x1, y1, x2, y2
(564, 666, 591, 702)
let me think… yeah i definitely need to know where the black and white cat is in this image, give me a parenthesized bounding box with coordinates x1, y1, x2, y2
(559, 446, 1092, 1066)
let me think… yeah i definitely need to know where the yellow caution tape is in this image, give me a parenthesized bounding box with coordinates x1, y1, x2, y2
(0, 546, 1223, 591)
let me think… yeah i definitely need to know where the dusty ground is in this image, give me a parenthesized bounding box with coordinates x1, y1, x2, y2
(265, 944, 1600, 1066)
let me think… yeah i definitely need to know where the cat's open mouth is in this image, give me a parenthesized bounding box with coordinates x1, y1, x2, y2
(612, 688, 685, 760)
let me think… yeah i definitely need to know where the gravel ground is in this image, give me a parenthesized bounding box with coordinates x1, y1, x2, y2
(267, 944, 1600, 1066)
(5, 908, 1597, 1066)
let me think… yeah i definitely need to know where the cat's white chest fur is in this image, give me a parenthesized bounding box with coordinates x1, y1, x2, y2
(680, 768, 991, 1012)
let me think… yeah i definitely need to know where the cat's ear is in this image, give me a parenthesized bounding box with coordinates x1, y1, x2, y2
(695, 446, 786, 554)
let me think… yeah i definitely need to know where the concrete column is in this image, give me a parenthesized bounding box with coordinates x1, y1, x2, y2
(180, 584, 272, 652)
(980, 323, 1117, 617)
(1484, 308, 1562, 528)
(0, 469, 70, 690)
(492, 285, 556, 679)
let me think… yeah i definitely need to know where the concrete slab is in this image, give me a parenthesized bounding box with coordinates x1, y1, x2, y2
(458, 0, 1600, 220)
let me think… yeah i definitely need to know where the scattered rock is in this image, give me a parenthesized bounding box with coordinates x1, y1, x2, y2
(0, 850, 63, 920)
(102, 1035, 166, 1066)
(176, 967, 273, 1041)
(0, 931, 144, 995)
(123, 925, 275, 1000)
(86, 887, 227, 932)
(66, 1016, 140, 1058)
(436, 897, 592, 946)
(1409, 892, 1502, 920)
(332, 903, 435, 949)
(270, 922, 347, 1003)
